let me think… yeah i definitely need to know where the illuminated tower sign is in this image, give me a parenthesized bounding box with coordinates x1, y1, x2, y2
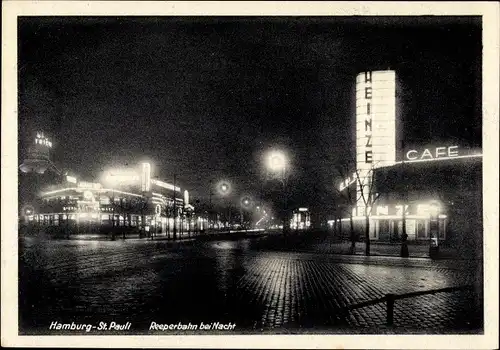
(355, 71, 396, 215)
(19, 130, 54, 174)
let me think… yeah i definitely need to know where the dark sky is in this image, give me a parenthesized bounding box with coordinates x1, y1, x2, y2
(18, 16, 482, 214)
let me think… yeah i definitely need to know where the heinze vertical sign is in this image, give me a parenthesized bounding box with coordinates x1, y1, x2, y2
(355, 71, 396, 215)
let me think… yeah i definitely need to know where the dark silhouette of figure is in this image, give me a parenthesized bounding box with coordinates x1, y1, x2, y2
(400, 232, 409, 257)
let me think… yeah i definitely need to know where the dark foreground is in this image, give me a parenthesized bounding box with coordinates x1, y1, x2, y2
(18, 233, 483, 335)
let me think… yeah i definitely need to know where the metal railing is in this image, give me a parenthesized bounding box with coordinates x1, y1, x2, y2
(341, 284, 475, 326)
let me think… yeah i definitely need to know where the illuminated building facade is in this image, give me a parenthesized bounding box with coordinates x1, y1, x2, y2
(21, 162, 202, 237)
(335, 70, 482, 246)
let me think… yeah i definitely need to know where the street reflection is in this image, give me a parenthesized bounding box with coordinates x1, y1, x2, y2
(18, 235, 482, 334)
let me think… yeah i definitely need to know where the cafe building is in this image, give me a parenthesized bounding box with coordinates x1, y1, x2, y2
(333, 70, 482, 249)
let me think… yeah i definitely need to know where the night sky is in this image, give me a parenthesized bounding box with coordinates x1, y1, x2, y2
(18, 16, 482, 214)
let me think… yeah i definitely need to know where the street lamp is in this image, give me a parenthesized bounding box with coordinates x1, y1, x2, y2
(240, 196, 253, 230)
(210, 180, 232, 231)
(264, 149, 289, 235)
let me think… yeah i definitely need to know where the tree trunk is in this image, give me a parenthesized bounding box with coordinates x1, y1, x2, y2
(402, 203, 407, 241)
(365, 215, 370, 256)
(338, 217, 343, 240)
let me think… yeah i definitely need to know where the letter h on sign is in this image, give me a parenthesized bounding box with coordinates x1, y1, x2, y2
(365, 71, 372, 83)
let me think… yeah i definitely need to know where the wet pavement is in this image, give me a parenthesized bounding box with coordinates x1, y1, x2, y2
(18, 234, 483, 335)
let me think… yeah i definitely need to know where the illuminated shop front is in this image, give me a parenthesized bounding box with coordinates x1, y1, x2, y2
(339, 201, 448, 242)
(335, 69, 482, 244)
(22, 162, 199, 236)
(290, 207, 311, 230)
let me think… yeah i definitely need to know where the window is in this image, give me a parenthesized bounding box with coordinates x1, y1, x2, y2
(416, 220, 427, 239)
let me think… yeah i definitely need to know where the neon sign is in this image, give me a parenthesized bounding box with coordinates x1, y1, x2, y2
(406, 146, 459, 161)
(339, 171, 357, 191)
(355, 70, 396, 215)
(105, 171, 140, 184)
(78, 182, 102, 190)
(151, 179, 181, 192)
(35, 131, 52, 148)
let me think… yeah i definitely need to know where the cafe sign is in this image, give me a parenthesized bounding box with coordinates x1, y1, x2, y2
(405, 146, 459, 161)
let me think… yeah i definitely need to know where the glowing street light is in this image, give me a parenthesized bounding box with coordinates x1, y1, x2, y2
(216, 180, 232, 196)
(264, 149, 290, 235)
(267, 150, 287, 174)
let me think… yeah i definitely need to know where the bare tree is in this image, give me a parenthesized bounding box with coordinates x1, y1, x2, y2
(333, 160, 361, 254)
(354, 163, 389, 256)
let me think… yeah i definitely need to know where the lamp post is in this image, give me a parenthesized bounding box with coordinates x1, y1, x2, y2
(217, 180, 231, 231)
(208, 180, 232, 231)
(240, 196, 253, 231)
(265, 150, 289, 236)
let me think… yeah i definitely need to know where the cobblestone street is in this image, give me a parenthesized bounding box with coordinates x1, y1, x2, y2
(18, 235, 483, 335)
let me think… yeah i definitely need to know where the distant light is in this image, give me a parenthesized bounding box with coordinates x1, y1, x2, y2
(217, 180, 232, 196)
(298, 207, 308, 212)
(66, 175, 77, 184)
(241, 196, 252, 208)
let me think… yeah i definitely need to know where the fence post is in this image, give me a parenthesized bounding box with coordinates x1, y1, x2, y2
(386, 294, 395, 326)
